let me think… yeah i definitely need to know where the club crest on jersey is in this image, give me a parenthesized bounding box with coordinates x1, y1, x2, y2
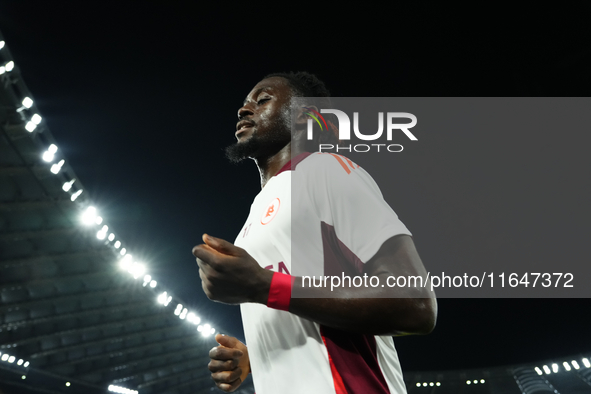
(261, 198, 280, 225)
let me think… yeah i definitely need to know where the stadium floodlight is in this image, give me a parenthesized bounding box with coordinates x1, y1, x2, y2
(114, 240, 121, 249)
(65, 382, 70, 387)
(187, 312, 200, 325)
(50, 159, 65, 174)
(25, 121, 36, 132)
(150, 280, 157, 288)
(480, 379, 485, 383)
(535, 367, 543, 375)
(120, 248, 127, 256)
(108, 233, 115, 241)
(0, 66, 5, 75)
(572, 360, 580, 370)
(0, 41, 5, 49)
(429, 382, 434, 386)
(473, 380, 478, 384)
(119, 254, 133, 270)
(23, 361, 29, 367)
(31, 113, 42, 124)
(95, 216, 103, 225)
(108, 384, 138, 394)
(126, 261, 136, 273)
(436, 382, 441, 386)
(21, 375, 26, 380)
(97, 228, 108, 238)
(81, 206, 97, 225)
(1, 354, 8, 361)
(174, 304, 183, 315)
(22, 97, 33, 108)
(551, 363, 558, 373)
(42, 144, 58, 162)
(157, 292, 170, 305)
(415, 383, 420, 387)
(422, 382, 427, 387)
(179, 308, 188, 319)
(17, 359, 23, 366)
(466, 380, 471, 385)
(543, 365, 551, 374)
(8, 356, 15, 363)
(563, 362, 571, 371)
(129, 263, 145, 279)
(70, 189, 83, 201)
(583, 358, 590, 368)
(5, 61, 14, 72)
(62, 179, 76, 191)
(201, 324, 212, 337)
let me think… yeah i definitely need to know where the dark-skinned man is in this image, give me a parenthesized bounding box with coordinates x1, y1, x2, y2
(192, 72, 437, 394)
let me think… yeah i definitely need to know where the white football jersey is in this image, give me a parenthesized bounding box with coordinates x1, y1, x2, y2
(236, 152, 411, 394)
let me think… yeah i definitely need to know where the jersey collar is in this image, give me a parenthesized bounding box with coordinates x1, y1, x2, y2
(275, 152, 313, 176)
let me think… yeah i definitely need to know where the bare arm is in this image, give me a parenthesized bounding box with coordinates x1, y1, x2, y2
(193, 233, 436, 336)
(289, 234, 436, 335)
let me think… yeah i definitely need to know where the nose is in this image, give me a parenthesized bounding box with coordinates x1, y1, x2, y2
(237, 103, 254, 119)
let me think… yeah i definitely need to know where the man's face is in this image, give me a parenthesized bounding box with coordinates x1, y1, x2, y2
(225, 77, 293, 162)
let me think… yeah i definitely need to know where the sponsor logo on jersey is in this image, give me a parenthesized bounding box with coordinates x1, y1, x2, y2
(261, 198, 280, 225)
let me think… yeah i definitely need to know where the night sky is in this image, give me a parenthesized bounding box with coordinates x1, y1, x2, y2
(0, 2, 589, 373)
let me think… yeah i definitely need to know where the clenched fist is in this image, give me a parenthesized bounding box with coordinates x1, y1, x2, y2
(208, 334, 250, 392)
(192, 234, 273, 304)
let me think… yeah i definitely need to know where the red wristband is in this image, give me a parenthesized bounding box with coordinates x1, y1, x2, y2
(267, 272, 294, 311)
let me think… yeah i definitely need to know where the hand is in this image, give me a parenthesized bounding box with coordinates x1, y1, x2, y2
(192, 234, 273, 304)
(208, 334, 250, 392)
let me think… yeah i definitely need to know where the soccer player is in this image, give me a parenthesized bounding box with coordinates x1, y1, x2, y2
(192, 72, 437, 393)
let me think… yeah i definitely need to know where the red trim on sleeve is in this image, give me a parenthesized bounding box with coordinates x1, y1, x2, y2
(327, 153, 352, 174)
(267, 272, 293, 311)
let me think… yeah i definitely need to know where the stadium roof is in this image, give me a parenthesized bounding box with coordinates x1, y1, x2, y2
(405, 355, 591, 394)
(0, 32, 253, 394)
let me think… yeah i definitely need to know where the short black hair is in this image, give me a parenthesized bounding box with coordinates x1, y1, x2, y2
(264, 71, 331, 98)
(263, 71, 339, 148)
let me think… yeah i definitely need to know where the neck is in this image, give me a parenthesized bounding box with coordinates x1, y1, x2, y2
(254, 139, 307, 188)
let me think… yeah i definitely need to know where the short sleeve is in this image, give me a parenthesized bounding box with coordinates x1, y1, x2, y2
(297, 153, 411, 264)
